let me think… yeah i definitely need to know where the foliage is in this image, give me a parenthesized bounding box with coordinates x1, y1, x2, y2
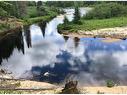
(106, 80, 115, 88)
(73, 6, 82, 24)
(58, 16, 127, 32)
(38, 6, 48, 16)
(46, 1, 75, 8)
(27, 1, 36, 6)
(27, 6, 38, 18)
(0, 1, 13, 17)
(0, 7, 7, 17)
(62, 16, 70, 30)
(23, 14, 56, 25)
(84, 2, 127, 19)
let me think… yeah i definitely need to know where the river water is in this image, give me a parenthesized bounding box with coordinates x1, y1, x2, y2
(1, 8, 127, 86)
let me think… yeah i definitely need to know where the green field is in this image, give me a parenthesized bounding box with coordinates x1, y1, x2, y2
(69, 17, 127, 32)
(60, 16, 127, 32)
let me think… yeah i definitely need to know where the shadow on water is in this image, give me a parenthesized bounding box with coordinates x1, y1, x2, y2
(0, 28, 24, 65)
(24, 25, 32, 48)
(38, 21, 47, 37)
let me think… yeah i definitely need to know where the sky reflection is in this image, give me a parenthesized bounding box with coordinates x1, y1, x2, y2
(1, 8, 127, 86)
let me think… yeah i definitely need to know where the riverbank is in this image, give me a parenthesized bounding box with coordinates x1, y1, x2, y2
(62, 26, 127, 39)
(0, 14, 56, 33)
(1, 66, 127, 94)
(1, 78, 127, 94)
(59, 16, 127, 39)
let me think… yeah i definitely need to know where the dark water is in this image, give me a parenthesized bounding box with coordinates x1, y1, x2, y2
(1, 11, 127, 86)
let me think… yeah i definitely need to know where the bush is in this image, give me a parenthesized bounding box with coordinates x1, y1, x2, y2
(106, 80, 115, 88)
(58, 24, 72, 30)
(84, 2, 127, 19)
(0, 7, 7, 17)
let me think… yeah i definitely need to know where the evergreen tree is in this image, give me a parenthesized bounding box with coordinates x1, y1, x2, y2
(63, 16, 70, 30)
(73, 6, 81, 24)
(37, 1, 42, 16)
(63, 16, 69, 29)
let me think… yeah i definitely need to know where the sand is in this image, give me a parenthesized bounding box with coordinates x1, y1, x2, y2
(62, 26, 127, 39)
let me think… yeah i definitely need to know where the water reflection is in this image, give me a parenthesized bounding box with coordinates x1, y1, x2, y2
(0, 28, 24, 65)
(24, 25, 32, 48)
(2, 28, 127, 86)
(38, 21, 47, 37)
(1, 8, 127, 86)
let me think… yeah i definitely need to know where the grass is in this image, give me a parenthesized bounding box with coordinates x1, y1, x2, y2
(59, 16, 127, 32)
(23, 6, 57, 25)
(0, 90, 22, 94)
(23, 14, 56, 25)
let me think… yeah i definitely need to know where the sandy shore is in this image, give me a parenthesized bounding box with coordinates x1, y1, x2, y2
(80, 86, 127, 94)
(14, 81, 127, 94)
(62, 26, 127, 39)
(1, 77, 127, 94)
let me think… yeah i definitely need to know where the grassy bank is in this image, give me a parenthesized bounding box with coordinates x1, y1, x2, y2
(23, 13, 56, 25)
(0, 5, 58, 33)
(59, 16, 127, 32)
(0, 13, 57, 33)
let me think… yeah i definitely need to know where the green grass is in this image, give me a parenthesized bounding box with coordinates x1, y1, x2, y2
(23, 6, 58, 25)
(59, 16, 127, 32)
(23, 14, 56, 25)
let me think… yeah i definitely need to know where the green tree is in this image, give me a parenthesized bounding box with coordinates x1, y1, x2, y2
(0, 1, 13, 17)
(0, 7, 7, 17)
(36, 1, 43, 16)
(84, 2, 127, 19)
(17, 1, 27, 19)
(63, 16, 69, 30)
(73, 6, 81, 24)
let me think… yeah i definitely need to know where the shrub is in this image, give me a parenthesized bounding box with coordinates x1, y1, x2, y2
(84, 2, 127, 19)
(0, 7, 7, 17)
(106, 80, 115, 88)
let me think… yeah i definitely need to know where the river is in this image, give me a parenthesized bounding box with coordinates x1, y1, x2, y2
(1, 8, 127, 86)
